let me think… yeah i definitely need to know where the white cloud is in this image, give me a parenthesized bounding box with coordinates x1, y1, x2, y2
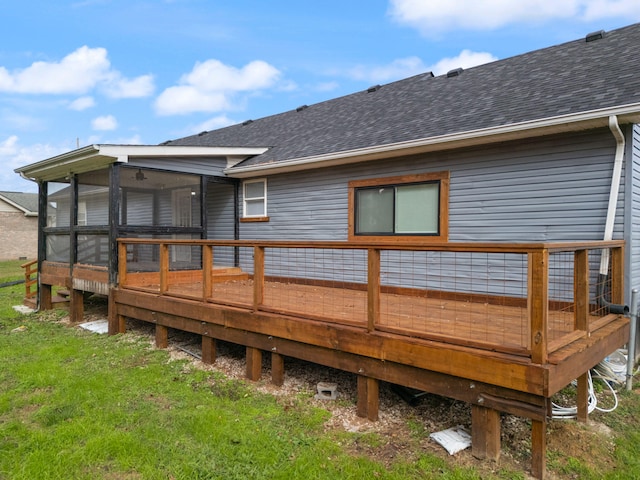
(348, 56, 428, 83)
(0, 136, 64, 191)
(155, 59, 281, 115)
(345, 51, 497, 83)
(429, 50, 498, 76)
(188, 115, 236, 134)
(0, 46, 154, 98)
(92, 115, 118, 131)
(102, 73, 155, 99)
(388, 0, 640, 35)
(68, 96, 96, 111)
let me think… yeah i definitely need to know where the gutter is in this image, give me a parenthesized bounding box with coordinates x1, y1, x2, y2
(596, 115, 628, 315)
(225, 102, 640, 178)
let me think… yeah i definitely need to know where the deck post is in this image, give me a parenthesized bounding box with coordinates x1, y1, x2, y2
(253, 246, 265, 310)
(577, 372, 588, 422)
(118, 241, 127, 287)
(159, 243, 169, 294)
(155, 324, 168, 349)
(201, 336, 216, 364)
(40, 283, 52, 310)
(69, 289, 84, 324)
(529, 250, 549, 364)
(356, 375, 379, 421)
(108, 291, 126, 335)
(246, 346, 262, 381)
(271, 352, 285, 386)
(202, 245, 213, 300)
(531, 419, 547, 479)
(471, 404, 501, 461)
(367, 248, 381, 332)
(574, 249, 589, 334)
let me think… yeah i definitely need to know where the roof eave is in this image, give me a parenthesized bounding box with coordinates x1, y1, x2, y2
(15, 145, 269, 182)
(225, 103, 640, 178)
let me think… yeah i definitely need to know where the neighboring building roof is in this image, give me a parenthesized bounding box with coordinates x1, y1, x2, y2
(0, 191, 38, 216)
(165, 23, 640, 176)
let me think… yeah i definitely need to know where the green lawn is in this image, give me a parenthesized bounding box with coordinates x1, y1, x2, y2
(0, 260, 638, 479)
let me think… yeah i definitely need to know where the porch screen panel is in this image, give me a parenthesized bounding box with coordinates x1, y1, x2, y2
(46, 234, 70, 262)
(76, 234, 109, 266)
(77, 169, 109, 226)
(120, 168, 201, 228)
(46, 182, 71, 228)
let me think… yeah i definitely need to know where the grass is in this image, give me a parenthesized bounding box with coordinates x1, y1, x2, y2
(0, 259, 639, 479)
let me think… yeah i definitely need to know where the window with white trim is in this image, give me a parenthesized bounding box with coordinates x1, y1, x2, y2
(243, 179, 267, 219)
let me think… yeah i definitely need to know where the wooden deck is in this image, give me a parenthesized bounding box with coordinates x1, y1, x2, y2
(36, 239, 631, 479)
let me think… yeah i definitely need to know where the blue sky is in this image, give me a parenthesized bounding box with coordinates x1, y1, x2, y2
(2, 0, 640, 192)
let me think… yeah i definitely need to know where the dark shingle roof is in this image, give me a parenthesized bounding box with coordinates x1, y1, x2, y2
(166, 23, 640, 169)
(0, 191, 38, 214)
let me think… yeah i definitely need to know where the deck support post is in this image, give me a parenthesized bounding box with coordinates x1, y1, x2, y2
(576, 372, 588, 422)
(40, 283, 52, 310)
(271, 352, 285, 386)
(246, 346, 262, 381)
(356, 375, 379, 421)
(108, 292, 126, 334)
(70, 289, 84, 324)
(471, 404, 501, 461)
(201, 336, 216, 364)
(531, 419, 547, 480)
(155, 324, 168, 349)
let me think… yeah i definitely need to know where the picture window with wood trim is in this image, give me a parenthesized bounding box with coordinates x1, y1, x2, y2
(349, 171, 449, 242)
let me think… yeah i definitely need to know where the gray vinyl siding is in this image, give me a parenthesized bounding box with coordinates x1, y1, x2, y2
(236, 129, 623, 297)
(239, 129, 622, 243)
(629, 124, 640, 293)
(206, 182, 236, 266)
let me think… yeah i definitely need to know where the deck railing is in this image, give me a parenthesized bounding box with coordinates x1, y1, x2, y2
(21, 259, 38, 306)
(117, 239, 625, 362)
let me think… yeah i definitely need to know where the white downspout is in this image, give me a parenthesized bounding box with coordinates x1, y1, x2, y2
(599, 115, 626, 275)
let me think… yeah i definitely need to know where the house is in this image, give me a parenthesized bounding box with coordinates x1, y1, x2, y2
(0, 191, 38, 261)
(15, 23, 640, 478)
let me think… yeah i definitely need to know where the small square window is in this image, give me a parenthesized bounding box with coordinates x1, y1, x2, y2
(243, 179, 267, 218)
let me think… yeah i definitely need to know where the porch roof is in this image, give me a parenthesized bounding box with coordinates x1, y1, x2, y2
(14, 144, 268, 182)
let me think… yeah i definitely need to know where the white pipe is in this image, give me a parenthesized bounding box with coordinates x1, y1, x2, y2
(600, 115, 626, 275)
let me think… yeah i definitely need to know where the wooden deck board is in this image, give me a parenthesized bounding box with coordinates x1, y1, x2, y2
(131, 278, 598, 355)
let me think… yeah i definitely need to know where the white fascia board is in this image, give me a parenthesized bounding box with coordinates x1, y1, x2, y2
(226, 103, 640, 178)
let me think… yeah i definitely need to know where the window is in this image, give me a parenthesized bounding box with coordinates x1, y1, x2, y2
(77, 201, 87, 226)
(349, 171, 449, 242)
(242, 179, 268, 221)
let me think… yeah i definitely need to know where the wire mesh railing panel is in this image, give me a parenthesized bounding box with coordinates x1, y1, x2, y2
(261, 247, 368, 326)
(208, 245, 254, 307)
(378, 250, 529, 351)
(548, 251, 576, 343)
